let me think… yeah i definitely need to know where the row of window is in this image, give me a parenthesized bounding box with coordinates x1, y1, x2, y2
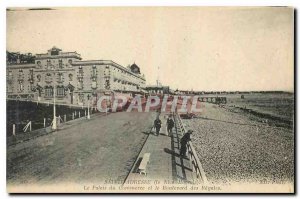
(37, 59, 73, 69)
(45, 87, 65, 97)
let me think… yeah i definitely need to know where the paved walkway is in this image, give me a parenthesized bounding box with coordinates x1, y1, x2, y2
(124, 113, 195, 184)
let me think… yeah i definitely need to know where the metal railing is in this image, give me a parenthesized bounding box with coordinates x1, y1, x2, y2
(174, 112, 208, 184)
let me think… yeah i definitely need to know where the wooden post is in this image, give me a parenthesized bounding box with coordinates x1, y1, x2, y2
(85, 110, 86, 117)
(72, 113, 74, 120)
(44, 118, 46, 128)
(29, 121, 32, 132)
(64, 114, 66, 122)
(75, 111, 77, 117)
(12, 124, 15, 136)
(79, 111, 81, 118)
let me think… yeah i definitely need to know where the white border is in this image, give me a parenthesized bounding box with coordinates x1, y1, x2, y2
(0, 1, 298, 199)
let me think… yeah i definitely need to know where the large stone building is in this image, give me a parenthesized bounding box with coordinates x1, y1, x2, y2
(6, 47, 146, 106)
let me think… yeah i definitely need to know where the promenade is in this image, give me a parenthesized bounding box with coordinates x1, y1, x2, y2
(124, 113, 196, 185)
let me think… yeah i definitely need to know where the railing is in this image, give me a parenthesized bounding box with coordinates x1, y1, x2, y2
(174, 112, 208, 184)
(10, 109, 96, 137)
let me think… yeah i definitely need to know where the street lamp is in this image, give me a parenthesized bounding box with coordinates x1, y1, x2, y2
(52, 69, 57, 130)
(87, 94, 90, 119)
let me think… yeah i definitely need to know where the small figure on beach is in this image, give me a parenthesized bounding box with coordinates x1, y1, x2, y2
(180, 130, 193, 157)
(166, 115, 175, 136)
(154, 117, 162, 136)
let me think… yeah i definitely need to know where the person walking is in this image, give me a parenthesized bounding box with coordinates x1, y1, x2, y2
(166, 115, 175, 136)
(154, 117, 162, 136)
(180, 130, 193, 157)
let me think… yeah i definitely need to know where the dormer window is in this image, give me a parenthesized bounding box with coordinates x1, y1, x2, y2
(51, 50, 59, 56)
(68, 59, 73, 65)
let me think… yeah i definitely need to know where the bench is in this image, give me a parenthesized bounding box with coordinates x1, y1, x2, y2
(138, 153, 151, 175)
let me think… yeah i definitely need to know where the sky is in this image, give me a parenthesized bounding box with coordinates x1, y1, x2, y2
(6, 7, 294, 91)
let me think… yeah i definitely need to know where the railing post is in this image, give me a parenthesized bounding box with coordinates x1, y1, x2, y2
(29, 121, 32, 132)
(79, 111, 81, 118)
(75, 111, 77, 117)
(64, 114, 66, 122)
(12, 124, 15, 136)
(44, 118, 46, 128)
(72, 113, 74, 120)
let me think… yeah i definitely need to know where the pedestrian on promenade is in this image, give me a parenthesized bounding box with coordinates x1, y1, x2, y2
(180, 130, 193, 157)
(154, 117, 162, 136)
(166, 115, 175, 136)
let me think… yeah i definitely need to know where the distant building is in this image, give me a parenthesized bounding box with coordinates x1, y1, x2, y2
(6, 47, 146, 106)
(144, 85, 170, 95)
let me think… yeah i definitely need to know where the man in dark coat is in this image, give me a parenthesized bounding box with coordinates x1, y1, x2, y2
(166, 115, 175, 136)
(154, 117, 162, 136)
(180, 130, 193, 157)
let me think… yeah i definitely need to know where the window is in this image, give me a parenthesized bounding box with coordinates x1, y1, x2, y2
(8, 71, 13, 80)
(92, 66, 97, 77)
(59, 59, 63, 68)
(7, 84, 13, 93)
(29, 69, 34, 83)
(19, 81, 24, 92)
(58, 73, 63, 82)
(68, 59, 73, 64)
(69, 74, 73, 81)
(37, 61, 42, 67)
(78, 81, 83, 89)
(37, 74, 41, 82)
(45, 73, 52, 83)
(57, 86, 65, 97)
(78, 66, 84, 77)
(92, 81, 97, 89)
(18, 69, 24, 80)
(45, 87, 53, 97)
(78, 93, 84, 103)
(51, 50, 59, 56)
(47, 59, 51, 69)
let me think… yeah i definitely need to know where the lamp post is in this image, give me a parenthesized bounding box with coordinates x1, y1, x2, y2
(87, 94, 90, 119)
(52, 69, 57, 130)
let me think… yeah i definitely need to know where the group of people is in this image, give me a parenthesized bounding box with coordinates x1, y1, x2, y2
(153, 115, 174, 136)
(153, 115, 193, 157)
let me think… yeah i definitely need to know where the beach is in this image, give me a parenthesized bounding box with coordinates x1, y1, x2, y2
(183, 102, 294, 185)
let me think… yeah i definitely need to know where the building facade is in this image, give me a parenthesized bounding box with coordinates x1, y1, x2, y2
(6, 47, 146, 106)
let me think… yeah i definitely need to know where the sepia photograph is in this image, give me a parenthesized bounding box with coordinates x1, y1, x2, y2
(5, 6, 294, 193)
